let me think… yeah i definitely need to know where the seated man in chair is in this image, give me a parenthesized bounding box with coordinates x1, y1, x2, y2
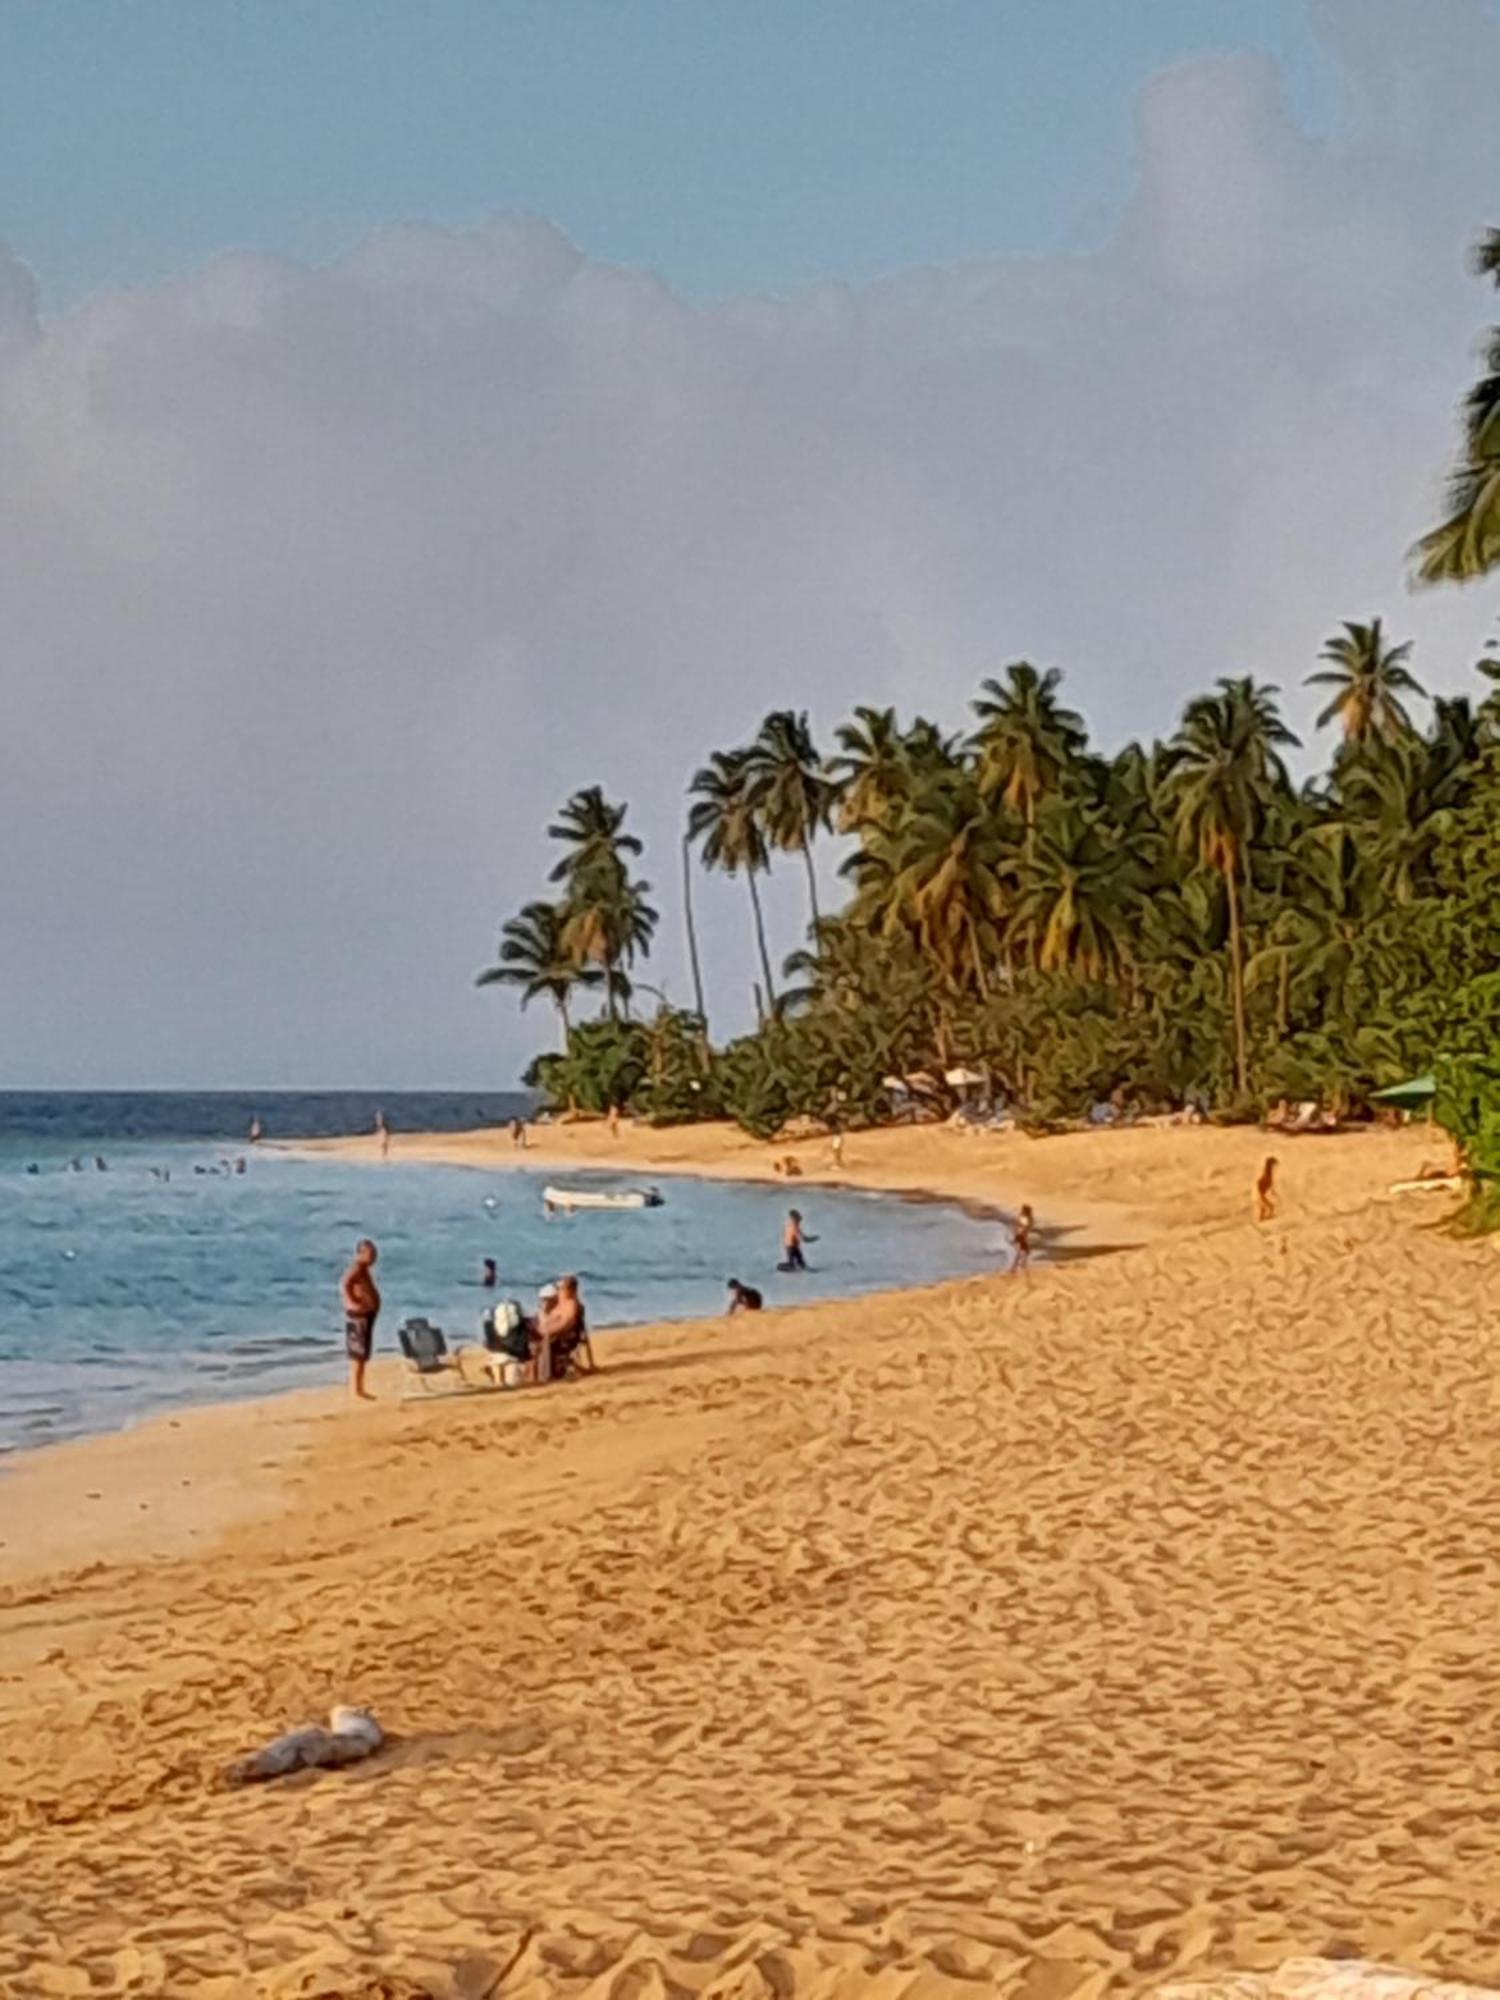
(535, 1274, 592, 1382)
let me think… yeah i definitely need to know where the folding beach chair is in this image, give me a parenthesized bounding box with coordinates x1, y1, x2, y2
(397, 1317, 481, 1398)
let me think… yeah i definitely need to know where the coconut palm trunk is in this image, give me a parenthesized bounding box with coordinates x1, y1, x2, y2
(681, 834, 708, 1030)
(747, 869, 777, 1019)
(1225, 862, 1248, 1095)
(801, 838, 821, 929)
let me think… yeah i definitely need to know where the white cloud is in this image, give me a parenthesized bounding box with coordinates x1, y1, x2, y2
(3, 4, 1499, 1085)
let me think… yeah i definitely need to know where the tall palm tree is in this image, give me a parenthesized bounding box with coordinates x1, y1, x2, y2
(1161, 678, 1296, 1094)
(829, 706, 906, 831)
(680, 832, 708, 1035)
(846, 772, 1009, 999)
(475, 900, 596, 1051)
(746, 709, 832, 929)
(1306, 618, 1424, 745)
(970, 662, 1086, 858)
(547, 786, 643, 883)
(1416, 228, 1500, 585)
(688, 749, 778, 1019)
(547, 787, 653, 1019)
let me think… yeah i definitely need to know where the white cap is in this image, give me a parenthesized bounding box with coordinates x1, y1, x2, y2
(538, 1283, 559, 1302)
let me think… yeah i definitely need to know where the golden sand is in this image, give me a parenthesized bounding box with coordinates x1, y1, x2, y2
(3, 1119, 1499, 2000)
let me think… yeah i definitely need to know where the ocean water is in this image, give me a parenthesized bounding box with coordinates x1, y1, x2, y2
(0, 1093, 1003, 1454)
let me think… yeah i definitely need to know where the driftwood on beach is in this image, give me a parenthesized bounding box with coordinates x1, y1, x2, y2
(225, 1705, 384, 1786)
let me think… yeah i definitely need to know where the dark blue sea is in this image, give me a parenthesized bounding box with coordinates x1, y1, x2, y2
(0, 1092, 1002, 1455)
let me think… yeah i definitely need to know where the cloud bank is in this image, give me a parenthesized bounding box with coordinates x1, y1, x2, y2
(3, 2, 1499, 1086)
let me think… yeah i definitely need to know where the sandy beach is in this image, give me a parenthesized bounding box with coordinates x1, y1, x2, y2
(4, 1117, 1500, 2000)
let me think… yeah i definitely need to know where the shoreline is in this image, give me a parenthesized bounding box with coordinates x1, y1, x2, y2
(278, 1113, 1147, 1247)
(0, 1118, 1435, 1587)
(0, 1135, 1015, 1501)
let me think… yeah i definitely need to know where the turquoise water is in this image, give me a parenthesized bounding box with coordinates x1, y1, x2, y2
(0, 1103, 1003, 1453)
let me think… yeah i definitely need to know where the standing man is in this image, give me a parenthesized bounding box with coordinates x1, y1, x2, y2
(341, 1238, 381, 1401)
(374, 1109, 390, 1160)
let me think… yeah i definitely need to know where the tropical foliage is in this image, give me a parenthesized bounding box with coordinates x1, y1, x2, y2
(1417, 228, 1500, 584)
(480, 623, 1500, 1133)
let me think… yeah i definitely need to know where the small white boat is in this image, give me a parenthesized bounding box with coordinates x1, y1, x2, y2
(543, 1184, 664, 1213)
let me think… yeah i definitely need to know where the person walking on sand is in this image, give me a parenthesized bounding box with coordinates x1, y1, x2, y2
(340, 1238, 381, 1401)
(608, 1104, 621, 1140)
(1255, 1155, 1279, 1223)
(1011, 1204, 1035, 1273)
(374, 1108, 390, 1159)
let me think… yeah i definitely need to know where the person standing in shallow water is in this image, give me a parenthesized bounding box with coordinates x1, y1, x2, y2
(780, 1210, 808, 1272)
(340, 1238, 381, 1401)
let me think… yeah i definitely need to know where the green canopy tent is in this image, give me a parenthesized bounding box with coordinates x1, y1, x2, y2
(1371, 1074, 1436, 1112)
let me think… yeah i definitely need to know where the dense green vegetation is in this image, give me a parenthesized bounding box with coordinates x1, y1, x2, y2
(479, 647, 1500, 1137)
(480, 230, 1500, 1142)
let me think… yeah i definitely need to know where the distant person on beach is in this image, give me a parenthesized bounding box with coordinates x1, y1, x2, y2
(726, 1278, 763, 1314)
(1255, 1156, 1279, 1223)
(1011, 1204, 1035, 1273)
(830, 1133, 846, 1170)
(375, 1110, 390, 1160)
(779, 1210, 809, 1272)
(481, 1257, 497, 1288)
(249, 1115, 262, 1143)
(510, 1117, 527, 1149)
(608, 1104, 621, 1140)
(340, 1238, 381, 1401)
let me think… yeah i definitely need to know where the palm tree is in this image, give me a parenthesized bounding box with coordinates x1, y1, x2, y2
(829, 706, 906, 831)
(1011, 804, 1138, 983)
(547, 786, 643, 884)
(688, 749, 778, 1019)
(1161, 678, 1297, 1094)
(1246, 823, 1368, 1035)
(475, 900, 596, 1050)
(970, 663, 1086, 858)
(1306, 618, 1424, 745)
(547, 787, 654, 1019)
(846, 772, 1009, 1000)
(1416, 228, 1500, 585)
(1332, 733, 1458, 906)
(746, 709, 832, 929)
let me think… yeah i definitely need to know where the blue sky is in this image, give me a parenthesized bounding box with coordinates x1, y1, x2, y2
(4, 0, 1329, 308)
